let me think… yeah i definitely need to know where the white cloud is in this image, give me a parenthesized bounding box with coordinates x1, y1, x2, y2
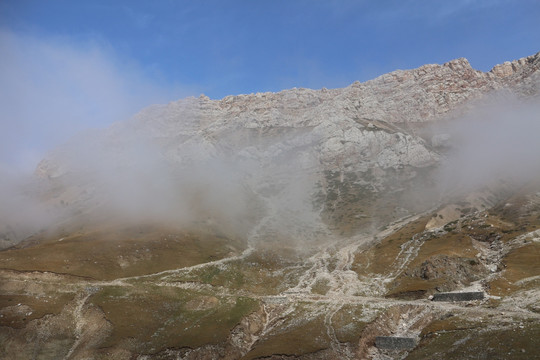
(435, 95, 540, 193)
(0, 29, 191, 173)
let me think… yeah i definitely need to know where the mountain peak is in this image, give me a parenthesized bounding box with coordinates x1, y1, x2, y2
(443, 57, 472, 71)
(489, 51, 540, 78)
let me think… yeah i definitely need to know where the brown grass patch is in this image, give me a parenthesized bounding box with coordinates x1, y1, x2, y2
(244, 309, 328, 359)
(410, 321, 540, 360)
(0, 293, 74, 329)
(0, 224, 245, 281)
(489, 243, 540, 296)
(352, 217, 430, 276)
(90, 285, 259, 353)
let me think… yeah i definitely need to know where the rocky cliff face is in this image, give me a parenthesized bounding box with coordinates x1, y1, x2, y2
(1, 52, 540, 360)
(37, 51, 540, 176)
(31, 51, 540, 242)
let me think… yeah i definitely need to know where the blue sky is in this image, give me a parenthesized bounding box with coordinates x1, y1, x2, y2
(1, 0, 540, 171)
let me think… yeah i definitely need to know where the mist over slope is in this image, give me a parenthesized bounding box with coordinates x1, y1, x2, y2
(1, 51, 539, 250)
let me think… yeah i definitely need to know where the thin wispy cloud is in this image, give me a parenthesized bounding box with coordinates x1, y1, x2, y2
(123, 6, 155, 29)
(367, 0, 510, 24)
(428, 0, 506, 19)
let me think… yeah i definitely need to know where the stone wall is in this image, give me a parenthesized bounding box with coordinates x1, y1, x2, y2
(432, 292, 484, 302)
(375, 336, 416, 350)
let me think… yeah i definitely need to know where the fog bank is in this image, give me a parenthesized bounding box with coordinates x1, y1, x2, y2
(434, 95, 540, 196)
(0, 29, 189, 174)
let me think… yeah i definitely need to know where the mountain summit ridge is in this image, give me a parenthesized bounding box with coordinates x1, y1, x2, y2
(33, 52, 540, 234)
(37, 51, 540, 178)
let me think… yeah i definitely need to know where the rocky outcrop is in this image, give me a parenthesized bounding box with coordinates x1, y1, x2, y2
(22, 50, 540, 246)
(37, 51, 540, 180)
(489, 52, 540, 80)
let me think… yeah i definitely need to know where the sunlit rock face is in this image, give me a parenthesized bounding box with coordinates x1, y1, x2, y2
(30, 51, 540, 244)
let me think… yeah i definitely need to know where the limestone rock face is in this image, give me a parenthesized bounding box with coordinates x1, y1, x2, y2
(31, 51, 540, 238)
(38, 51, 540, 176)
